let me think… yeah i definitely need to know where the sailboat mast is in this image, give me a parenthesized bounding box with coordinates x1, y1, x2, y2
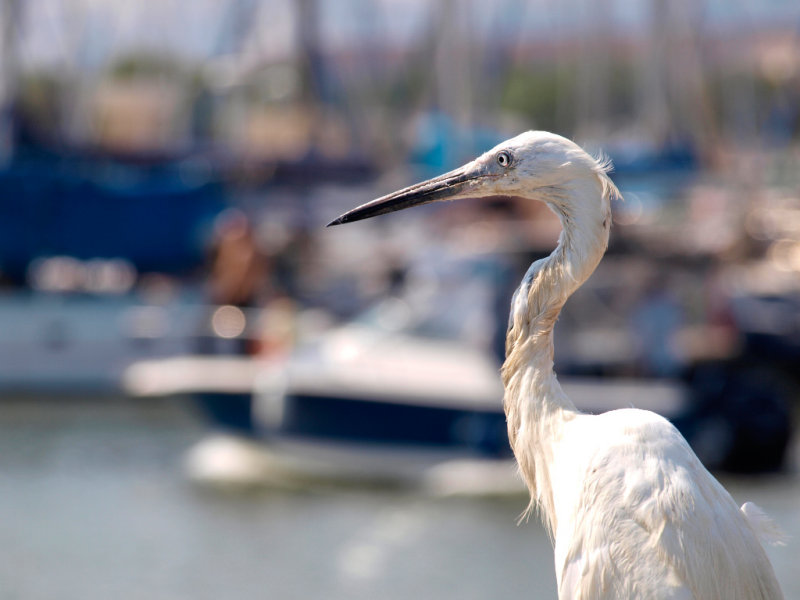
(0, 0, 18, 165)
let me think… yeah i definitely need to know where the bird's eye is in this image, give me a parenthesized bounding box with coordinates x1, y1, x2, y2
(496, 151, 511, 167)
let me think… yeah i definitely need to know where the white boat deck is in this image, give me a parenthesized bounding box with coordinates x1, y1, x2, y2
(124, 354, 688, 419)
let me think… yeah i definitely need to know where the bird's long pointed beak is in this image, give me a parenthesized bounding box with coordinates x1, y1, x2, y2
(327, 162, 488, 227)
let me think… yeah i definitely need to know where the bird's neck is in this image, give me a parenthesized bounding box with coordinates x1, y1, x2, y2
(501, 177, 611, 531)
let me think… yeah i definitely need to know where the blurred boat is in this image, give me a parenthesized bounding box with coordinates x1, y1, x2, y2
(124, 316, 690, 487)
(125, 273, 794, 485)
(0, 154, 228, 282)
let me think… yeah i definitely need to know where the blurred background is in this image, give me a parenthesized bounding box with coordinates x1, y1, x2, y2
(1, 0, 799, 597)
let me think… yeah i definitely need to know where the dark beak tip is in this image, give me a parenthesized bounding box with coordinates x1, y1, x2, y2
(326, 217, 344, 227)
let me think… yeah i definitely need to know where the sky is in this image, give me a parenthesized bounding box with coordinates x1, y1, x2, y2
(12, 0, 800, 73)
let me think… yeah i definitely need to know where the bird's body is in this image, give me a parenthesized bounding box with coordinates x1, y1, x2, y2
(549, 408, 780, 599)
(329, 131, 784, 598)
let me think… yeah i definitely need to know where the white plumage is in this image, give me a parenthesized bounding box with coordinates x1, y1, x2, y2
(551, 410, 782, 598)
(329, 131, 785, 599)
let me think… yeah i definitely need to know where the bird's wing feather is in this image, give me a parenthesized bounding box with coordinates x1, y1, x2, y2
(555, 409, 783, 600)
(741, 501, 789, 547)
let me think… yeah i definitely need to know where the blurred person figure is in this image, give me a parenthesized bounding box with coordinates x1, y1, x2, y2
(208, 210, 268, 309)
(201, 209, 271, 355)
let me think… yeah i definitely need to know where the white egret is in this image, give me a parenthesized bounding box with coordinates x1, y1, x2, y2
(328, 131, 784, 598)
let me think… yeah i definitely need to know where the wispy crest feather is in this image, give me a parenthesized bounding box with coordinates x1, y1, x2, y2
(590, 150, 622, 205)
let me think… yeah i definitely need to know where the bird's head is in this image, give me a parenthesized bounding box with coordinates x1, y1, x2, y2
(327, 131, 619, 226)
